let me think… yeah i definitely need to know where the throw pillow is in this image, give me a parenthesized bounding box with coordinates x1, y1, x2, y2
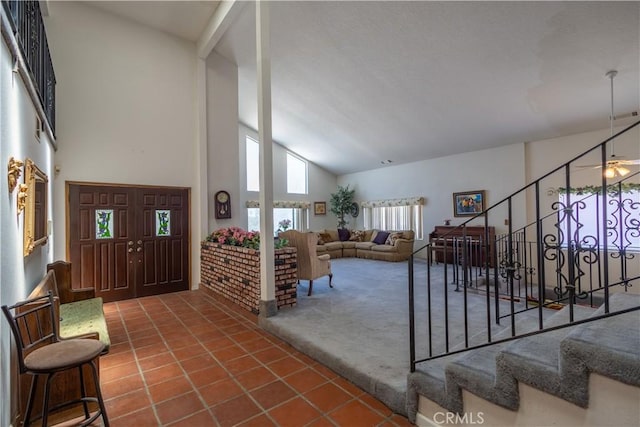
(317, 233, 325, 245)
(372, 231, 390, 245)
(385, 232, 405, 246)
(338, 228, 351, 242)
(349, 230, 366, 242)
(319, 232, 333, 243)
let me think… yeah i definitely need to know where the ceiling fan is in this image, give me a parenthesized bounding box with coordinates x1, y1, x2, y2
(577, 70, 640, 178)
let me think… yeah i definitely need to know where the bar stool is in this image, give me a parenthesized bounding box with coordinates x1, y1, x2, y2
(2, 291, 109, 426)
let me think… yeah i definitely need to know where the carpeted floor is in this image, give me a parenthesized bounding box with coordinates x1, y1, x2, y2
(261, 257, 547, 416)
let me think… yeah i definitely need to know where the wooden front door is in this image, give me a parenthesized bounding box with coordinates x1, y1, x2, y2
(68, 183, 190, 302)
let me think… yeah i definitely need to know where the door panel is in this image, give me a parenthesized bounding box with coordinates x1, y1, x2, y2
(135, 187, 189, 298)
(69, 185, 136, 302)
(68, 184, 189, 302)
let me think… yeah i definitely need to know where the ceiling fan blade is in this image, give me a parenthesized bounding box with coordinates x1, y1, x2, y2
(618, 159, 640, 165)
(575, 157, 640, 169)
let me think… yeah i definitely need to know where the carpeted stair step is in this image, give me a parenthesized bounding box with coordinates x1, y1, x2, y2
(558, 293, 640, 406)
(407, 294, 532, 414)
(496, 304, 596, 406)
(408, 304, 570, 414)
(406, 357, 460, 414)
(444, 304, 594, 412)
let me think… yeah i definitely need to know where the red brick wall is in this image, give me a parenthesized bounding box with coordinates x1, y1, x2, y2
(200, 242, 297, 314)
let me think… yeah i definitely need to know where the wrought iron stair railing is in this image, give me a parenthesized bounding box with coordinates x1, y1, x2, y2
(2, 0, 56, 134)
(408, 120, 640, 370)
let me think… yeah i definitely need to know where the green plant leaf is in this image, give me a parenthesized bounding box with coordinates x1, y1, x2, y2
(329, 185, 355, 228)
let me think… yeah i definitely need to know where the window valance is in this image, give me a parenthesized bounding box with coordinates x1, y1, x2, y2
(550, 183, 640, 196)
(246, 200, 311, 209)
(360, 196, 425, 208)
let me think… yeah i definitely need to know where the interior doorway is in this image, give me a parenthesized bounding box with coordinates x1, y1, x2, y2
(67, 182, 190, 302)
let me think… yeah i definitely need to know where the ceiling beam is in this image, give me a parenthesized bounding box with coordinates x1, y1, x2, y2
(197, 0, 245, 59)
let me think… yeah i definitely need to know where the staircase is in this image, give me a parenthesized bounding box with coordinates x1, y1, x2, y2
(408, 294, 640, 425)
(406, 120, 640, 425)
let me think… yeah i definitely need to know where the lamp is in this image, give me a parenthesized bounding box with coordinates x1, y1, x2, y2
(604, 164, 630, 178)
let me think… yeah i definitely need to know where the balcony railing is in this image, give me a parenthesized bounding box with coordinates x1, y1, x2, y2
(2, 0, 56, 134)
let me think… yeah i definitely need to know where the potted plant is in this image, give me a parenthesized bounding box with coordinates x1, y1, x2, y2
(329, 185, 355, 229)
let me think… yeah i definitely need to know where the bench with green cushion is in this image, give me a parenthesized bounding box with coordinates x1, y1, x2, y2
(21, 264, 110, 424)
(60, 297, 110, 351)
(36, 261, 110, 352)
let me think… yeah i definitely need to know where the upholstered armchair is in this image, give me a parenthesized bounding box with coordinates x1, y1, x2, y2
(280, 230, 333, 296)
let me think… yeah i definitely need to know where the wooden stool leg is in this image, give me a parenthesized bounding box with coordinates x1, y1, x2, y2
(308, 280, 314, 296)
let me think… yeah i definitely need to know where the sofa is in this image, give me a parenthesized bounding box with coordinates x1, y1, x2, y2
(315, 229, 415, 262)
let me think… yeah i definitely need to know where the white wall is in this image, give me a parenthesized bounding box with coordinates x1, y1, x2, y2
(1, 34, 55, 426)
(339, 143, 527, 255)
(206, 52, 240, 234)
(340, 123, 639, 280)
(44, 2, 199, 277)
(238, 123, 338, 232)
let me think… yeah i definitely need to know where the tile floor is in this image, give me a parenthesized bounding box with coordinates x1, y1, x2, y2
(100, 289, 413, 426)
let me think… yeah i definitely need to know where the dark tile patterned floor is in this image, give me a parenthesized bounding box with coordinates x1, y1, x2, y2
(99, 289, 413, 426)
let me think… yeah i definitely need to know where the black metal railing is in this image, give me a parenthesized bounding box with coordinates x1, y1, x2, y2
(409, 120, 640, 370)
(2, 0, 56, 134)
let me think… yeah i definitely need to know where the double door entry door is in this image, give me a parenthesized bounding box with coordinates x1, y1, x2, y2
(68, 183, 190, 302)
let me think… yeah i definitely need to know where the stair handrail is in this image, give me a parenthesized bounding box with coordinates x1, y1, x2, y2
(409, 118, 640, 371)
(411, 119, 640, 256)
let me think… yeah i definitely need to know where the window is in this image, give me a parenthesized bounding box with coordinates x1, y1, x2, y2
(363, 205, 424, 240)
(247, 207, 309, 236)
(287, 153, 307, 194)
(557, 191, 639, 251)
(246, 136, 260, 191)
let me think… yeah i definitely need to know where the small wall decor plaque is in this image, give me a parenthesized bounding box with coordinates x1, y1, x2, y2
(350, 202, 359, 218)
(314, 201, 326, 216)
(8, 157, 24, 193)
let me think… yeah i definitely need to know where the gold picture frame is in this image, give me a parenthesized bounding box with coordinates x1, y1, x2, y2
(23, 158, 48, 256)
(314, 201, 326, 216)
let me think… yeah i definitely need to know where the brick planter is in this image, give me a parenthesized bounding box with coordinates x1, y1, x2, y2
(200, 242, 298, 314)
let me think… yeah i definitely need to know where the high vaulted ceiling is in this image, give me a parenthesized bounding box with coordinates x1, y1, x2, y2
(85, 1, 640, 176)
(84, 0, 221, 42)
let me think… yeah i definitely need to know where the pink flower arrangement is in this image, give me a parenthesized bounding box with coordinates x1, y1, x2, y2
(205, 227, 260, 250)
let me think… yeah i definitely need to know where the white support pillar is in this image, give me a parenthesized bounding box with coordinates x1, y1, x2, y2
(193, 57, 208, 290)
(256, 0, 276, 316)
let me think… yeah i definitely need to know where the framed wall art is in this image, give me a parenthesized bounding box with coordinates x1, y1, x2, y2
(314, 201, 326, 216)
(452, 190, 485, 217)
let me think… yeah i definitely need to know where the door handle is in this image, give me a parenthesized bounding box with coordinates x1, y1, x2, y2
(137, 247, 142, 252)
(128, 241, 134, 246)
(128, 248, 133, 253)
(137, 240, 142, 245)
